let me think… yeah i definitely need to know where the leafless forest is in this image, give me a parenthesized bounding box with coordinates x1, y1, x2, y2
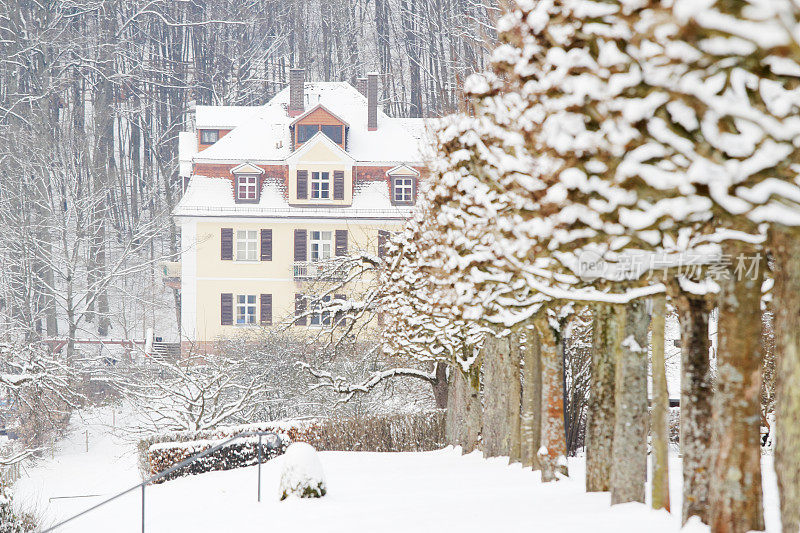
(0, 0, 497, 345)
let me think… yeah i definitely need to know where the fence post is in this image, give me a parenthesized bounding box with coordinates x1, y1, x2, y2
(257, 435, 262, 503)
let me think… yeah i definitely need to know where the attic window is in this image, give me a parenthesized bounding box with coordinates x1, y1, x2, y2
(236, 175, 259, 203)
(297, 125, 318, 143)
(201, 129, 219, 144)
(321, 125, 343, 144)
(392, 176, 415, 205)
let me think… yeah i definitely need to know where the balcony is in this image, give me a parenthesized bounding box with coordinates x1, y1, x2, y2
(293, 261, 346, 282)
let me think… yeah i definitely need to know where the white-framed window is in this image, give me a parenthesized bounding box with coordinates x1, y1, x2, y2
(201, 129, 219, 144)
(236, 230, 258, 261)
(237, 175, 258, 202)
(310, 295, 332, 327)
(310, 231, 332, 262)
(393, 177, 414, 204)
(311, 171, 330, 200)
(236, 294, 257, 325)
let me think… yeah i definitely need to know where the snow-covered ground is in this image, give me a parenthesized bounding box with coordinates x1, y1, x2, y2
(12, 407, 781, 532)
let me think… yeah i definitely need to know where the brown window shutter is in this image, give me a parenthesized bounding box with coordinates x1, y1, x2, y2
(297, 170, 308, 199)
(378, 230, 389, 259)
(294, 293, 307, 326)
(260, 229, 272, 261)
(333, 170, 345, 200)
(220, 228, 233, 260)
(221, 293, 233, 325)
(260, 294, 272, 325)
(412, 176, 418, 204)
(334, 293, 346, 327)
(335, 230, 348, 257)
(294, 229, 307, 261)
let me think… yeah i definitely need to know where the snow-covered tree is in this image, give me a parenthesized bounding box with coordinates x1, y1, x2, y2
(380, 206, 485, 448)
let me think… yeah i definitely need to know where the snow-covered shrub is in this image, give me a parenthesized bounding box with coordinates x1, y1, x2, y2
(137, 419, 318, 479)
(279, 443, 327, 500)
(0, 484, 36, 533)
(148, 433, 290, 483)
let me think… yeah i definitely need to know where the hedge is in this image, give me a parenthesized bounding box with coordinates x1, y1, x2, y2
(142, 410, 445, 483)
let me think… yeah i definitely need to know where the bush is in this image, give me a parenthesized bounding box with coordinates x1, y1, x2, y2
(148, 435, 289, 484)
(307, 410, 446, 452)
(0, 484, 36, 533)
(279, 443, 327, 500)
(141, 411, 445, 483)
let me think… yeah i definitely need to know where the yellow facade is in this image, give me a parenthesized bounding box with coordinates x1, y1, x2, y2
(189, 218, 403, 341)
(287, 138, 354, 206)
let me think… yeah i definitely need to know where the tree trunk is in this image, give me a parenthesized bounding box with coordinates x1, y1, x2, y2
(508, 331, 522, 464)
(481, 334, 513, 458)
(651, 295, 671, 512)
(446, 356, 481, 454)
(675, 286, 713, 524)
(431, 361, 448, 409)
(709, 240, 764, 533)
(586, 304, 621, 492)
(769, 227, 800, 533)
(611, 299, 649, 505)
(520, 326, 542, 470)
(536, 317, 568, 482)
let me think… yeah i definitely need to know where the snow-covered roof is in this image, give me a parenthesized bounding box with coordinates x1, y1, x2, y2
(195, 105, 262, 129)
(174, 176, 414, 219)
(193, 83, 429, 164)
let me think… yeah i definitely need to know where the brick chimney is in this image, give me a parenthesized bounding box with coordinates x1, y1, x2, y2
(356, 77, 368, 97)
(367, 72, 378, 131)
(289, 68, 305, 117)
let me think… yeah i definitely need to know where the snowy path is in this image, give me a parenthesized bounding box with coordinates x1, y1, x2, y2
(12, 408, 781, 532)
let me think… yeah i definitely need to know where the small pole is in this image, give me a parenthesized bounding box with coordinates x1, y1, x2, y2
(257, 435, 262, 502)
(85, 430, 89, 453)
(141, 484, 145, 533)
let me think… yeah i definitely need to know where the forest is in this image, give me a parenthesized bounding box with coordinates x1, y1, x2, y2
(0, 0, 497, 346)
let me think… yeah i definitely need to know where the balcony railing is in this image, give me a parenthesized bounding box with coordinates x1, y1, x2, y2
(293, 261, 346, 281)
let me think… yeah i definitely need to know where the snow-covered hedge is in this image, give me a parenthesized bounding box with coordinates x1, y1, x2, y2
(147, 434, 290, 484)
(141, 411, 445, 482)
(304, 410, 446, 453)
(137, 420, 319, 479)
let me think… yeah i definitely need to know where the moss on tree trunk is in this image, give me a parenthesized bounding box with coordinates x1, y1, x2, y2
(770, 226, 800, 533)
(520, 326, 542, 470)
(651, 295, 671, 512)
(536, 317, 568, 482)
(709, 240, 764, 533)
(675, 285, 713, 524)
(586, 304, 621, 492)
(610, 299, 649, 505)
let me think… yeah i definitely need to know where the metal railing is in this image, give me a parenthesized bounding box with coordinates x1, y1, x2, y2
(41, 431, 283, 533)
(293, 261, 346, 281)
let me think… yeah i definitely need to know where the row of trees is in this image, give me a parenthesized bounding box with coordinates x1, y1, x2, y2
(370, 1, 800, 532)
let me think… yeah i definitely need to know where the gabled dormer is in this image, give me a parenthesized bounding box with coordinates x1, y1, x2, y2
(290, 104, 349, 152)
(231, 163, 264, 203)
(287, 132, 355, 206)
(387, 165, 420, 206)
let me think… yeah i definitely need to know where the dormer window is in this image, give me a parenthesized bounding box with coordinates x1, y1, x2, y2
(297, 125, 319, 143)
(200, 129, 219, 145)
(311, 172, 331, 200)
(290, 105, 349, 151)
(387, 165, 420, 206)
(231, 163, 264, 203)
(321, 125, 343, 144)
(236, 175, 259, 202)
(393, 177, 414, 204)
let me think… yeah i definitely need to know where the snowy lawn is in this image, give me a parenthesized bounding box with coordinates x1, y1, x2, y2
(13, 409, 781, 532)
